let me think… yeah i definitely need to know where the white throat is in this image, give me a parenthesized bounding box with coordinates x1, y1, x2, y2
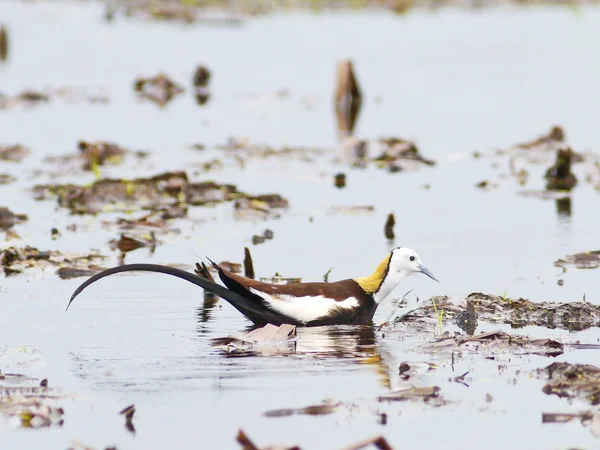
(372, 270, 409, 304)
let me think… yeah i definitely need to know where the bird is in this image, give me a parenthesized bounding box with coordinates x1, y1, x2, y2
(66, 247, 438, 327)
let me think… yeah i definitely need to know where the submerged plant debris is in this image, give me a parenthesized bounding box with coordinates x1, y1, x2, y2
(535, 362, 600, 405)
(264, 402, 337, 418)
(514, 125, 566, 152)
(378, 386, 443, 405)
(134, 73, 184, 106)
(0, 207, 28, 231)
(341, 136, 435, 172)
(0, 348, 66, 429)
(417, 330, 564, 358)
(409, 293, 600, 331)
(0, 144, 29, 162)
(44, 140, 148, 173)
(33, 171, 286, 216)
(236, 428, 301, 450)
(212, 324, 296, 355)
(0, 88, 108, 110)
(0, 373, 65, 428)
(555, 250, 600, 271)
(0, 246, 107, 277)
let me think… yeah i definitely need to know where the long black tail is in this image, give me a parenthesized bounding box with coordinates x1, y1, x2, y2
(65, 263, 268, 317)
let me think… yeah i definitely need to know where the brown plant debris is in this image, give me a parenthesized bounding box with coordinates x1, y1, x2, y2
(329, 205, 375, 215)
(555, 250, 600, 271)
(236, 429, 301, 450)
(134, 73, 184, 106)
(0, 90, 49, 109)
(0, 207, 28, 230)
(334, 60, 362, 137)
(192, 65, 211, 105)
(515, 125, 565, 151)
(215, 137, 327, 161)
(378, 386, 443, 405)
(417, 330, 564, 357)
(0, 246, 107, 277)
(338, 436, 394, 450)
(398, 361, 438, 381)
(0, 174, 16, 185)
(77, 140, 129, 170)
(252, 229, 274, 245)
(542, 411, 600, 438)
(234, 195, 289, 220)
(0, 24, 8, 62)
(373, 137, 436, 172)
(244, 246, 255, 279)
(33, 171, 260, 215)
(334, 172, 347, 189)
(109, 232, 157, 254)
(0, 144, 29, 162)
(264, 402, 337, 418)
(545, 147, 577, 191)
(0, 370, 65, 428)
(212, 323, 296, 355)
(411, 293, 600, 331)
(384, 213, 395, 240)
(535, 362, 600, 405)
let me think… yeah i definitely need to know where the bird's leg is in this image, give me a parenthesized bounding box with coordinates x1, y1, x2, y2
(376, 289, 412, 329)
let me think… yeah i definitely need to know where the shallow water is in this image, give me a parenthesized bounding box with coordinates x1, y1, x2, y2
(1, 1, 600, 449)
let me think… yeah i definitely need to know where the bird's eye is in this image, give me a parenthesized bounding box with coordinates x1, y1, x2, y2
(409, 256, 416, 262)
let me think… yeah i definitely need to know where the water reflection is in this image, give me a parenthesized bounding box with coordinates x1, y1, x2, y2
(555, 196, 572, 218)
(296, 325, 392, 388)
(334, 60, 362, 139)
(195, 293, 219, 333)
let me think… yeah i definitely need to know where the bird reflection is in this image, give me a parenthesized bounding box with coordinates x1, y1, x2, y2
(295, 325, 392, 389)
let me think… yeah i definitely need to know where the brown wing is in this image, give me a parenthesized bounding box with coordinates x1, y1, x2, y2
(216, 266, 370, 303)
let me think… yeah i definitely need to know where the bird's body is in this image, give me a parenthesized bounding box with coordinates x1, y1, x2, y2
(67, 247, 438, 327)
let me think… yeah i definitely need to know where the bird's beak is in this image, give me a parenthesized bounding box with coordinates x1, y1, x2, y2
(418, 264, 439, 282)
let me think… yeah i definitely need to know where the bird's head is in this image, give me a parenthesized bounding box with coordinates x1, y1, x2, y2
(389, 247, 439, 282)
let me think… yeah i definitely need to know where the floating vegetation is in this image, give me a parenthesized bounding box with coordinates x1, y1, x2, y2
(378, 386, 443, 405)
(212, 323, 297, 355)
(417, 330, 564, 358)
(341, 136, 435, 172)
(32, 171, 282, 215)
(536, 362, 600, 405)
(134, 73, 184, 106)
(252, 229, 274, 245)
(0, 144, 29, 162)
(514, 125, 565, 152)
(408, 293, 600, 331)
(0, 207, 28, 231)
(0, 246, 106, 277)
(555, 250, 600, 271)
(192, 65, 211, 105)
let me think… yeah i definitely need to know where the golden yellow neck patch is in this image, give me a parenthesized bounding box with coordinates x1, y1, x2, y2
(354, 253, 391, 294)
